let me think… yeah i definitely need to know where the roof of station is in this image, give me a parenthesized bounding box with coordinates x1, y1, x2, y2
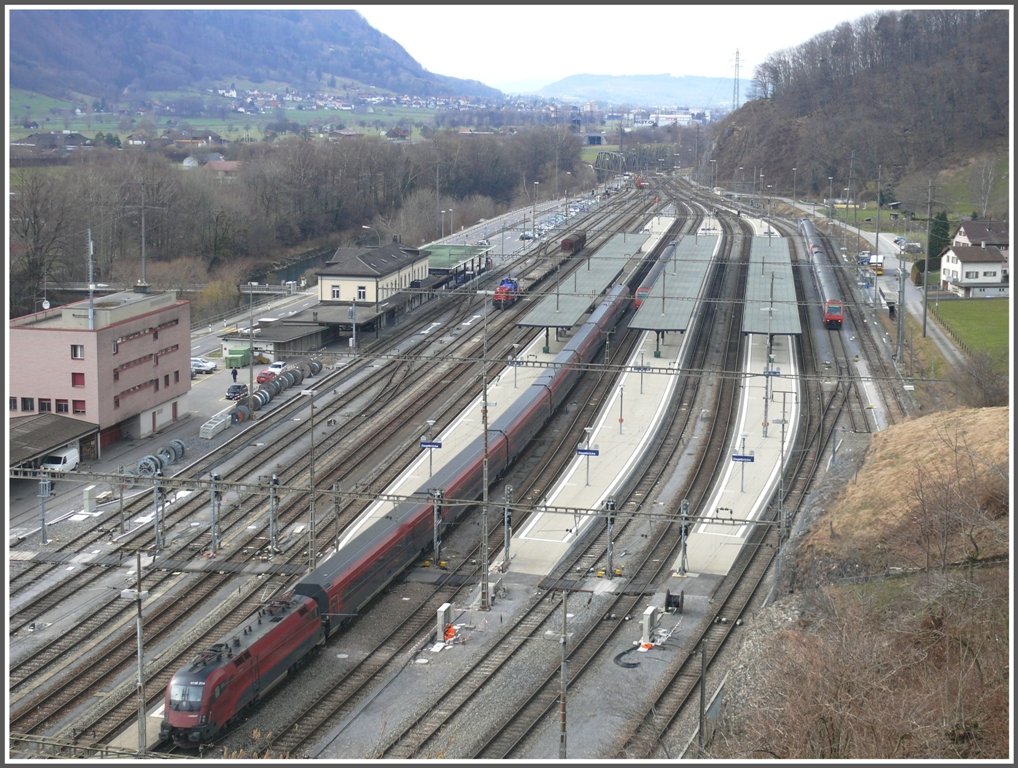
(742, 236, 802, 336)
(516, 233, 643, 329)
(425, 244, 491, 273)
(630, 234, 719, 332)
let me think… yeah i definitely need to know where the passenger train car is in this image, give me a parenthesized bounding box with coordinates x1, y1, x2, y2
(634, 243, 676, 309)
(161, 285, 631, 748)
(799, 218, 845, 329)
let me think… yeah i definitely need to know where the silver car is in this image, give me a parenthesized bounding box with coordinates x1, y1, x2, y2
(191, 357, 217, 374)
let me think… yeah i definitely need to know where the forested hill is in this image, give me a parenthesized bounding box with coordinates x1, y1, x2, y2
(7, 8, 501, 102)
(712, 8, 1010, 212)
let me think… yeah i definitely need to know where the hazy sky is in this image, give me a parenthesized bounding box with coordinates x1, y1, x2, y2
(355, 4, 911, 92)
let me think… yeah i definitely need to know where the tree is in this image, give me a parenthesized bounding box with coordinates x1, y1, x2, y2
(928, 211, 950, 260)
(9, 171, 76, 316)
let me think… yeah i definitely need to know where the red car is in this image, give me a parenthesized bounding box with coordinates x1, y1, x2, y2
(256, 370, 277, 384)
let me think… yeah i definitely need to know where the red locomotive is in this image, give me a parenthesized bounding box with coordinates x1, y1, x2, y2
(492, 277, 523, 309)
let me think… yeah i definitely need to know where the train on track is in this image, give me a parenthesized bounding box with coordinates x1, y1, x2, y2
(799, 218, 845, 329)
(491, 277, 523, 309)
(160, 284, 632, 748)
(561, 230, 587, 253)
(634, 242, 675, 309)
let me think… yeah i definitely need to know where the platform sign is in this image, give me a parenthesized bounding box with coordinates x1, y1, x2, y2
(420, 440, 442, 449)
(576, 447, 599, 456)
(731, 453, 755, 463)
(764, 368, 782, 377)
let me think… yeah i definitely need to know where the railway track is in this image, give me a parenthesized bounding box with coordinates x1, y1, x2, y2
(9, 191, 663, 755)
(10, 188, 917, 758)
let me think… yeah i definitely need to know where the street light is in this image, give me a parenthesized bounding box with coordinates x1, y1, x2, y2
(828, 176, 834, 226)
(532, 181, 540, 234)
(448, 208, 454, 238)
(791, 166, 797, 207)
(440, 209, 446, 239)
(247, 282, 257, 416)
(360, 224, 380, 245)
(120, 550, 149, 756)
(474, 291, 495, 610)
(301, 389, 317, 571)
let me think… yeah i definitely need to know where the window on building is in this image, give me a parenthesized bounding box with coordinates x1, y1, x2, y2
(174, 371, 180, 383)
(71, 372, 85, 387)
(72, 400, 86, 415)
(71, 344, 85, 359)
(357, 285, 367, 301)
(965, 270, 979, 279)
(164, 374, 170, 387)
(112, 339, 119, 354)
(114, 370, 119, 381)
(38, 399, 52, 412)
(331, 285, 341, 299)
(114, 396, 120, 409)
(21, 397, 34, 411)
(9, 397, 17, 411)
(55, 399, 68, 413)
(983, 271, 997, 278)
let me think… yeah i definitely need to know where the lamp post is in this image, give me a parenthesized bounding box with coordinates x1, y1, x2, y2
(360, 224, 380, 245)
(440, 209, 446, 239)
(425, 419, 436, 478)
(120, 550, 149, 756)
(532, 181, 539, 237)
(791, 166, 797, 208)
(247, 282, 257, 416)
(475, 291, 494, 610)
(448, 208, 454, 238)
(738, 166, 744, 194)
(301, 389, 317, 571)
(828, 176, 834, 229)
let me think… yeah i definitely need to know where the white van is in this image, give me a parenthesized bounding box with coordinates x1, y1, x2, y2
(41, 446, 80, 473)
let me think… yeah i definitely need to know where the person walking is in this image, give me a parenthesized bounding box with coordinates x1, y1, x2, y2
(231, 367, 238, 382)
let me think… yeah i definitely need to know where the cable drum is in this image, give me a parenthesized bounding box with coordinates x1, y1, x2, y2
(137, 454, 164, 477)
(157, 446, 174, 467)
(169, 439, 186, 461)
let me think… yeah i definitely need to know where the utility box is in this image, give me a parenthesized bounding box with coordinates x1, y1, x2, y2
(436, 602, 453, 642)
(225, 348, 252, 368)
(641, 605, 660, 645)
(83, 484, 97, 515)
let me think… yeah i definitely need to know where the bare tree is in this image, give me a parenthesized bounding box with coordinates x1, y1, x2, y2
(9, 170, 78, 315)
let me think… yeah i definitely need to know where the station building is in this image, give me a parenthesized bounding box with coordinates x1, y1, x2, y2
(8, 286, 192, 464)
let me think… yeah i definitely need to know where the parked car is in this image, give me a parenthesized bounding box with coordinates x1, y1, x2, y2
(256, 369, 277, 384)
(191, 357, 217, 374)
(226, 384, 249, 401)
(267, 360, 288, 374)
(519, 231, 535, 241)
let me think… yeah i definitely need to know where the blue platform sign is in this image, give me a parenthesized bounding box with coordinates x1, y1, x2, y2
(420, 440, 442, 449)
(731, 453, 755, 462)
(576, 447, 599, 456)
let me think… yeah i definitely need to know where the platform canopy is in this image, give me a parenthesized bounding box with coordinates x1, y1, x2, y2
(742, 236, 802, 336)
(631, 234, 719, 332)
(517, 234, 639, 328)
